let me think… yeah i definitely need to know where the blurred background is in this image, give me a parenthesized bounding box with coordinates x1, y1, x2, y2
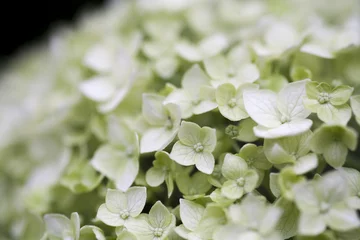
(0, 0, 104, 61)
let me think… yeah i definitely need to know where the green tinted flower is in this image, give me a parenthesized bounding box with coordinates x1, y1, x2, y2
(293, 171, 360, 235)
(304, 81, 353, 125)
(145, 151, 177, 197)
(243, 79, 312, 138)
(170, 121, 217, 174)
(96, 187, 147, 227)
(126, 201, 176, 240)
(221, 154, 259, 199)
(310, 125, 358, 168)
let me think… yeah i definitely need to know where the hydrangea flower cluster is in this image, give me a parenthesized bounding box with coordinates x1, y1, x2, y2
(0, 0, 360, 239)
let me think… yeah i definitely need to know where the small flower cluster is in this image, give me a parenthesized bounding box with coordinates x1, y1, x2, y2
(0, 0, 360, 240)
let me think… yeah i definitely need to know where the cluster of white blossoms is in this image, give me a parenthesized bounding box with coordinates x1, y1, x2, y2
(0, 0, 360, 239)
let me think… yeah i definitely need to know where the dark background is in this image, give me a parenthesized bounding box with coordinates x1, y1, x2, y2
(0, 0, 105, 60)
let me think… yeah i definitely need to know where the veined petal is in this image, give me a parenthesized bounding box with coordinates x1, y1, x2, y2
(243, 89, 282, 128)
(170, 142, 197, 166)
(140, 127, 178, 153)
(96, 204, 124, 227)
(254, 119, 312, 139)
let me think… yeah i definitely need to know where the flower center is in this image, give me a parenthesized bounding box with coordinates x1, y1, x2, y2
(225, 125, 239, 138)
(193, 143, 204, 153)
(119, 210, 130, 219)
(317, 92, 330, 104)
(237, 177, 246, 186)
(280, 115, 290, 123)
(153, 227, 164, 237)
(319, 202, 330, 214)
(227, 98, 237, 108)
(246, 158, 254, 167)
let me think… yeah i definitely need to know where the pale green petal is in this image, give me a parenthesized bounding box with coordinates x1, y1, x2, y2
(301, 44, 334, 59)
(142, 93, 167, 126)
(203, 55, 228, 79)
(238, 144, 272, 170)
(126, 187, 147, 217)
(216, 83, 235, 106)
(222, 154, 248, 180)
(244, 170, 259, 192)
(146, 167, 166, 187)
(80, 225, 106, 240)
(316, 171, 349, 204)
(330, 85, 354, 106)
(170, 142, 196, 166)
(44, 214, 72, 238)
(298, 213, 326, 236)
(125, 215, 153, 240)
(106, 189, 127, 213)
(97, 84, 133, 113)
(290, 65, 312, 81)
(341, 126, 358, 151)
(254, 119, 312, 139)
(96, 204, 124, 227)
(116, 231, 137, 240)
(192, 100, 218, 115)
(90, 145, 127, 183)
(175, 42, 203, 62)
(174, 225, 190, 239)
(179, 199, 205, 231)
(195, 152, 215, 174)
(200, 126, 217, 152)
(236, 63, 260, 83)
(182, 64, 210, 90)
(178, 121, 201, 146)
(79, 77, 114, 102)
(155, 57, 179, 79)
(293, 182, 320, 213)
(322, 141, 348, 168)
(264, 141, 295, 165)
(350, 95, 360, 125)
(325, 206, 360, 231)
(196, 206, 226, 239)
(341, 167, 360, 196)
(83, 45, 112, 72)
(148, 201, 174, 229)
(259, 205, 283, 235)
(114, 159, 139, 192)
(275, 197, 299, 239)
(191, 172, 213, 194)
(243, 89, 282, 128)
(277, 79, 311, 119)
(238, 231, 262, 240)
(221, 180, 244, 199)
(235, 118, 258, 142)
(293, 153, 318, 174)
(317, 103, 352, 125)
(71, 213, 80, 240)
(303, 98, 321, 112)
(306, 81, 321, 100)
(218, 104, 248, 121)
(269, 173, 281, 198)
(164, 102, 182, 128)
(140, 127, 178, 153)
(165, 175, 174, 198)
(198, 34, 228, 59)
(165, 89, 193, 119)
